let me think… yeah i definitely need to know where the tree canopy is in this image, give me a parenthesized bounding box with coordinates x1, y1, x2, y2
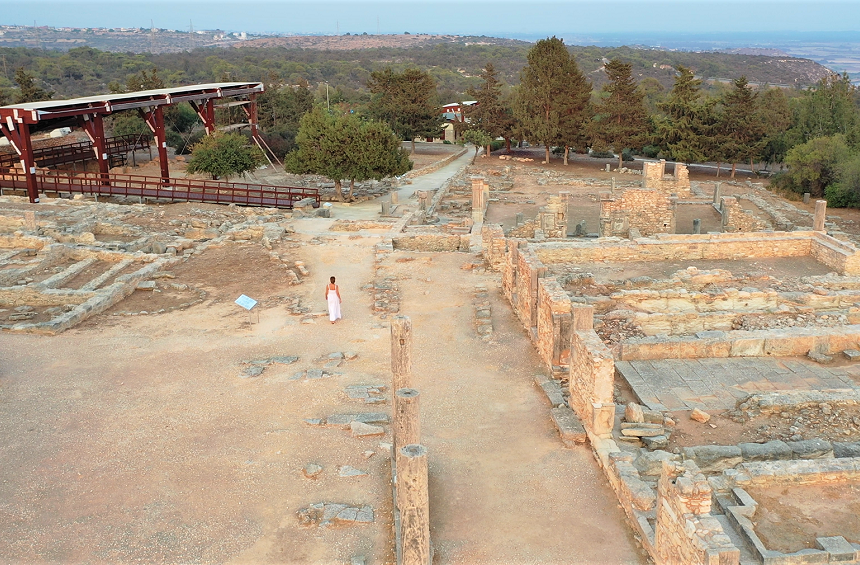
(655, 66, 709, 164)
(367, 67, 443, 153)
(591, 59, 649, 169)
(516, 36, 592, 164)
(464, 63, 516, 154)
(286, 108, 411, 201)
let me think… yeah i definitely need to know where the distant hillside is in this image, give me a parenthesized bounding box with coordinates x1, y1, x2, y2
(0, 34, 834, 101)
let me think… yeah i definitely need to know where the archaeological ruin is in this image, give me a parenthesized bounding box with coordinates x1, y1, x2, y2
(5, 130, 860, 564)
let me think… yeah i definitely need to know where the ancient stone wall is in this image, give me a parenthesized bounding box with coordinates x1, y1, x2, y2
(536, 278, 571, 369)
(599, 189, 676, 237)
(391, 232, 469, 252)
(481, 224, 506, 272)
(513, 246, 545, 332)
(569, 327, 615, 437)
(619, 324, 860, 360)
(532, 231, 860, 275)
(720, 196, 770, 232)
(654, 461, 740, 565)
(642, 160, 691, 198)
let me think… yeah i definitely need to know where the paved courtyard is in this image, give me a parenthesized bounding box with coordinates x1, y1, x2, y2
(616, 358, 860, 411)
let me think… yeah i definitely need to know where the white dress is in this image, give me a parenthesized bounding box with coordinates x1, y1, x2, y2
(327, 285, 342, 322)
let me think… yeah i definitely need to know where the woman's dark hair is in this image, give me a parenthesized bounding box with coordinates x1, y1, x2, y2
(330, 276, 336, 283)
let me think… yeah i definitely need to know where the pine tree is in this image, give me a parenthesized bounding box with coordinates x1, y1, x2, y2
(592, 59, 650, 170)
(655, 66, 708, 164)
(756, 88, 793, 170)
(516, 36, 591, 165)
(464, 63, 515, 156)
(718, 76, 766, 177)
(368, 68, 443, 153)
(13, 67, 52, 104)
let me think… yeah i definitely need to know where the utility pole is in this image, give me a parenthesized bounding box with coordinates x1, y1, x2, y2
(325, 81, 330, 112)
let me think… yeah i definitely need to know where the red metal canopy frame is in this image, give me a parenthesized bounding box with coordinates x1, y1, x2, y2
(0, 82, 263, 203)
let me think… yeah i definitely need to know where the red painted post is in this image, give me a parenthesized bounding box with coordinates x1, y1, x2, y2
(248, 93, 258, 138)
(153, 106, 170, 184)
(91, 113, 110, 185)
(18, 122, 39, 203)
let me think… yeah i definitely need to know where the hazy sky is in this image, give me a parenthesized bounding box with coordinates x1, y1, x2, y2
(2, 0, 859, 37)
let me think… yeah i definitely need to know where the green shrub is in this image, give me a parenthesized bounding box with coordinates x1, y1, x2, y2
(825, 183, 860, 208)
(490, 139, 505, 151)
(641, 145, 660, 158)
(442, 139, 452, 144)
(621, 148, 635, 162)
(590, 150, 615, 159)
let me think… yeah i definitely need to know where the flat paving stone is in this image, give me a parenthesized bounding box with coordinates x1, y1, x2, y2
(617, 357, 860, 411)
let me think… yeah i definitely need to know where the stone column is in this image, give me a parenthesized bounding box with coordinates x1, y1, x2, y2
(712, 182, 722, 205)
(692, 218, 701, 235)
(382, 201, 391, 215)
(803, 192, 810, 204)
(814, 200, 827, 231)
(398, 444, 430, 565)
(417, 191, 429, 211)
(391, 191, 399, 205)
(471, 177, 485, 224)
(394, 388, 420, 457)
(391, 316, 412, 392)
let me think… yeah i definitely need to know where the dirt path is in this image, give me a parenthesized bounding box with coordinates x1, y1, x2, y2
(384, 252, 644, 564)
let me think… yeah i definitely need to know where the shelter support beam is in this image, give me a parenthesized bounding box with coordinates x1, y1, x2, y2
(0, 118, 38, 203)
(141, 106, 170, 183)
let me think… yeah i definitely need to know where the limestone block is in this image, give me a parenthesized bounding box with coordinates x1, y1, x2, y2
(832, 442, 860, 458)
(683, 445, 743, 473)
(739, 441, 793, 461)
(785, 439, 833, 459)
(729, 338, 764, 357)
(635, 450, 680, 476)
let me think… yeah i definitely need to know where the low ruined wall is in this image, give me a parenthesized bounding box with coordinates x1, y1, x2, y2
(599, 189, 676, 237)
(532, 231, 860, 275)
(391, 232, 469, 252)
(720, 196, 769, 233)
(569, 328, 615, 437)
(654, 461, 739, 565)
(481, 224, 506, 272)
(619, 325, 860, 360)
(643, 160, 691, 198)
(536, 278, 571, 369)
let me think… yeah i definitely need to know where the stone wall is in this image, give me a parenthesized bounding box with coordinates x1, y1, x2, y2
(391, 231, 469, 252)
(481, 224, 506, 272)
(532, 231, 860, 276)
(599, 189, 677, 237)
(654, 461, 739, 565)
(643, 160, 691, 198)
(569, 325, 615, 437)
(536, 278, 571, 369)
(720, 196, 770, 232)
(619, 325, 860, 360)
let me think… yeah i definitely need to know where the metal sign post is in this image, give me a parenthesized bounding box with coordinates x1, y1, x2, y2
(235, 294, 259, 325)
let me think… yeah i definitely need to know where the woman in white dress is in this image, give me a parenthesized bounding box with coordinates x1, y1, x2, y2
(326, 276, 342, 324)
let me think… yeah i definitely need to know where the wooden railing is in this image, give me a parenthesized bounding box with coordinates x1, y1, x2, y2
(0, 134, 152, 169)
(0, 170, 319, 209)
